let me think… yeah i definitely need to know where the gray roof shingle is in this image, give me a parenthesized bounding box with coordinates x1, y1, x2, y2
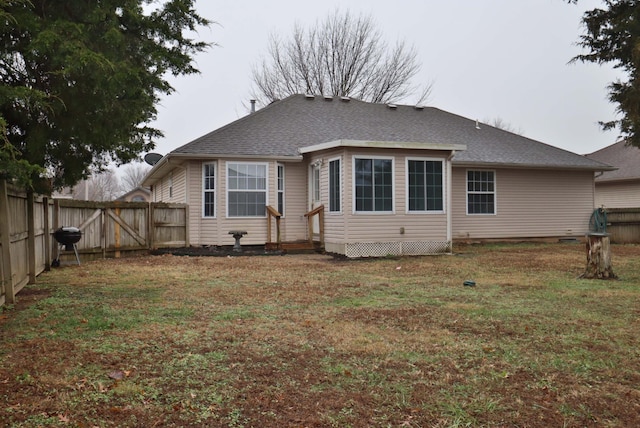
(171, 94, 612, 170)
(586, 140, 640, 182)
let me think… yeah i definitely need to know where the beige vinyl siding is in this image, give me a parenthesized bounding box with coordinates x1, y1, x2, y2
(595, 181, 640, 208)
(170, 167, 187, 203)
(153, 167, 187, 203)
(452, 168, 594, 239)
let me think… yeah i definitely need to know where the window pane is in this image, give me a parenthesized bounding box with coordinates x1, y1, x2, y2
(277, 165, 284, 215)
(329, 160, 340, 212)
(356, 158, 392, 212)
(408, 160, 443, 212)
(204, 191, 215, 216)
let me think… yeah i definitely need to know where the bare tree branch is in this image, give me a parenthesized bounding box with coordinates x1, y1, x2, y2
(120, 163, 152, 193)
(72, 169, 121, 201)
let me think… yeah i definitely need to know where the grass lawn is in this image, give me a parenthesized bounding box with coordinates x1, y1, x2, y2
(1, 242, 639, 427)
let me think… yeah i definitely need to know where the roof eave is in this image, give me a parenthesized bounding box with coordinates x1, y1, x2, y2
(298, 139, 467, 154)
(141, 152, 304, 186)
(452, 161, 617, 171)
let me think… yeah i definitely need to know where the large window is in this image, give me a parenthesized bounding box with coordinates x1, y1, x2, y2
(408, 159, 443, 212)
(329, 158, 341, 212)
(277, 163, 285, 216)
(203, 163, 216, 217)
(227, 162, 268, 217)
(467, 170, 495, 214)
(355, 157, 393, 212)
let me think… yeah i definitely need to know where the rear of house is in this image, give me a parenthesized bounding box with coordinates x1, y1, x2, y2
(144, 94, 612, 256)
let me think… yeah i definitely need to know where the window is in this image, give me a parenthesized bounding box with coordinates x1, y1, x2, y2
(169, 172, 173, 198)
(312, 164, 320, 202)
(408, 159, 443, 212)
(277, 163, 285, 216)
(227, 162, 267, 217)
(203, 163, 216, 217)
(354, 157, 393, 212)
(329, 159, 341, 212)
(467, 170, 495, 214)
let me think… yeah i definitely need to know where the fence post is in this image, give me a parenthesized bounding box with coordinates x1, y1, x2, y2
(148, 202, 155, 250)
(27, 191, 36, 284)
(43, 197, 51, 271)
(0, 179, 15, 304)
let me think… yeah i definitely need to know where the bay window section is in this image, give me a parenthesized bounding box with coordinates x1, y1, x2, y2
(355, 157, 393, 212)
(227, 162, 268, 217)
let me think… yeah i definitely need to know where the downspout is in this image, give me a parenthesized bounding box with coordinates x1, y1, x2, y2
(447, 151, 455, 253)
(592, 170, 604, 209)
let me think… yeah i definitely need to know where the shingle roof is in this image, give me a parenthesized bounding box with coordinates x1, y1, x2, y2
(171, 94, 611, 170)
(586, 140, 640, 182)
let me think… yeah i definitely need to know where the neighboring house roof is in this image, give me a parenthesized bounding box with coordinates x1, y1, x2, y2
(146, 94, 612, 184)
(116, 186, 151, 202)
(586, 140, 640, 183)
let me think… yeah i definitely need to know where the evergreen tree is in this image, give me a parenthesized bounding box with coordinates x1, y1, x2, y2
(572, 0, 640, 147)
(0, 0, 210, 192)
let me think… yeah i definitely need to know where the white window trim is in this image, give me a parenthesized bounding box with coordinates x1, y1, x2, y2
(352, 155, 395, 214)
(405, 157, 446, 214)
(277, 163, 285, 218)
(466, 169, 497, 215)
(328, 157, 342, 214)
(226, 161, 269, 218)
(202, 162, 216, 219)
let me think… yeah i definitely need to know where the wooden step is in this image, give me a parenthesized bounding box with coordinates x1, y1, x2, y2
(265, 241, 323, 252)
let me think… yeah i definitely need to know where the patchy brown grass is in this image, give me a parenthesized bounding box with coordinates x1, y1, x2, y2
(1, 242, 640, 427)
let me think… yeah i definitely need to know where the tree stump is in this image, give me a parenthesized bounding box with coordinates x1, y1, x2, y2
(581, 233, 617, 279)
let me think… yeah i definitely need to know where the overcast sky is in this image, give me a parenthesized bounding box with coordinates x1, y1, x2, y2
(148, 0, 621, 159)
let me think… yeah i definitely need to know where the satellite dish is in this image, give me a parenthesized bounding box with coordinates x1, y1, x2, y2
(144, 153, 163, 166)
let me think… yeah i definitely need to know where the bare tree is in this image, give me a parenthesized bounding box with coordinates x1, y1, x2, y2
(72, 169, 121, 201)
(484, 117, 524, 135)
(251, 10, 432, 106)
(120, 163, 152, 193)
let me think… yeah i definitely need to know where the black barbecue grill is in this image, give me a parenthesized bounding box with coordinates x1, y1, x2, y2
(52, 226, 82, 266)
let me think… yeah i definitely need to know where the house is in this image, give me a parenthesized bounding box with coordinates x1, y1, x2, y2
(142, 94, 613, 257)
(586, 141, 640, 208)
(116, 186, 151, 203)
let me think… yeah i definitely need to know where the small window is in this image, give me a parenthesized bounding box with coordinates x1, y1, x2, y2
(467, 170, 495, 214)
(354, 157, 393, 212)
(277, 164, 285, 216)
(203, 163, 216, 217)
(407, 159, 444, 212)
(227, 162, 268, 217)
(329, 159, 341, 212)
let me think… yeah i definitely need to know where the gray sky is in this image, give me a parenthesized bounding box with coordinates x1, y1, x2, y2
(149, 0, 620, 158)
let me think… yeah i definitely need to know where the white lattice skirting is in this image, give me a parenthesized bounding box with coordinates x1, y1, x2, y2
(344, 241, 452, 258)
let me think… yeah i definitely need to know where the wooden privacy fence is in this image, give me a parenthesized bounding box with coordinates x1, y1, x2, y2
(0, 179, 188, 307)
(606, 208, 640, 244)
